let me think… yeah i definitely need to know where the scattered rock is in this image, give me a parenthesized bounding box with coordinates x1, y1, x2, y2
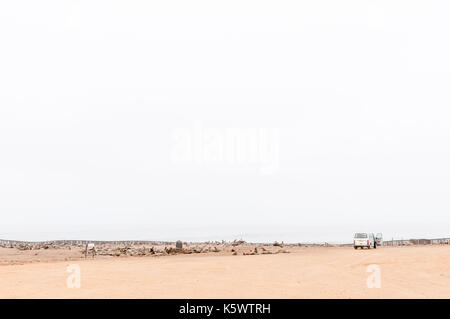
(273, 241, 284, 248)
(243, 251, 256, 256)
(231, 239, 246, 246)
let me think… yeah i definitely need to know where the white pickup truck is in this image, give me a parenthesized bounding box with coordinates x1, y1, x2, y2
(354, 233, 376, 249)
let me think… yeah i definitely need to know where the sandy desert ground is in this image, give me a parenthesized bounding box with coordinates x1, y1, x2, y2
(0, 244, 449, 298)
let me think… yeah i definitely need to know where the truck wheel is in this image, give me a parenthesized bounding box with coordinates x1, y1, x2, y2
(374, 243, 377, 249)
(354, 246, 357, 250)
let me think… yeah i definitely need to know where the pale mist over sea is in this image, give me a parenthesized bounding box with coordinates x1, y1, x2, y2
(2, 1, 450, 245)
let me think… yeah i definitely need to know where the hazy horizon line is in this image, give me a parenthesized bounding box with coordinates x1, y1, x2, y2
(2, 235, 449, 245)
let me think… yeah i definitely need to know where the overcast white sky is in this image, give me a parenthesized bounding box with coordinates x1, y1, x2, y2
(1, 1, 450, 243)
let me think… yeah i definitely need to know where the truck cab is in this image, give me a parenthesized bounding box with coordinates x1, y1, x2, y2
(375, 233, 383, 246)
